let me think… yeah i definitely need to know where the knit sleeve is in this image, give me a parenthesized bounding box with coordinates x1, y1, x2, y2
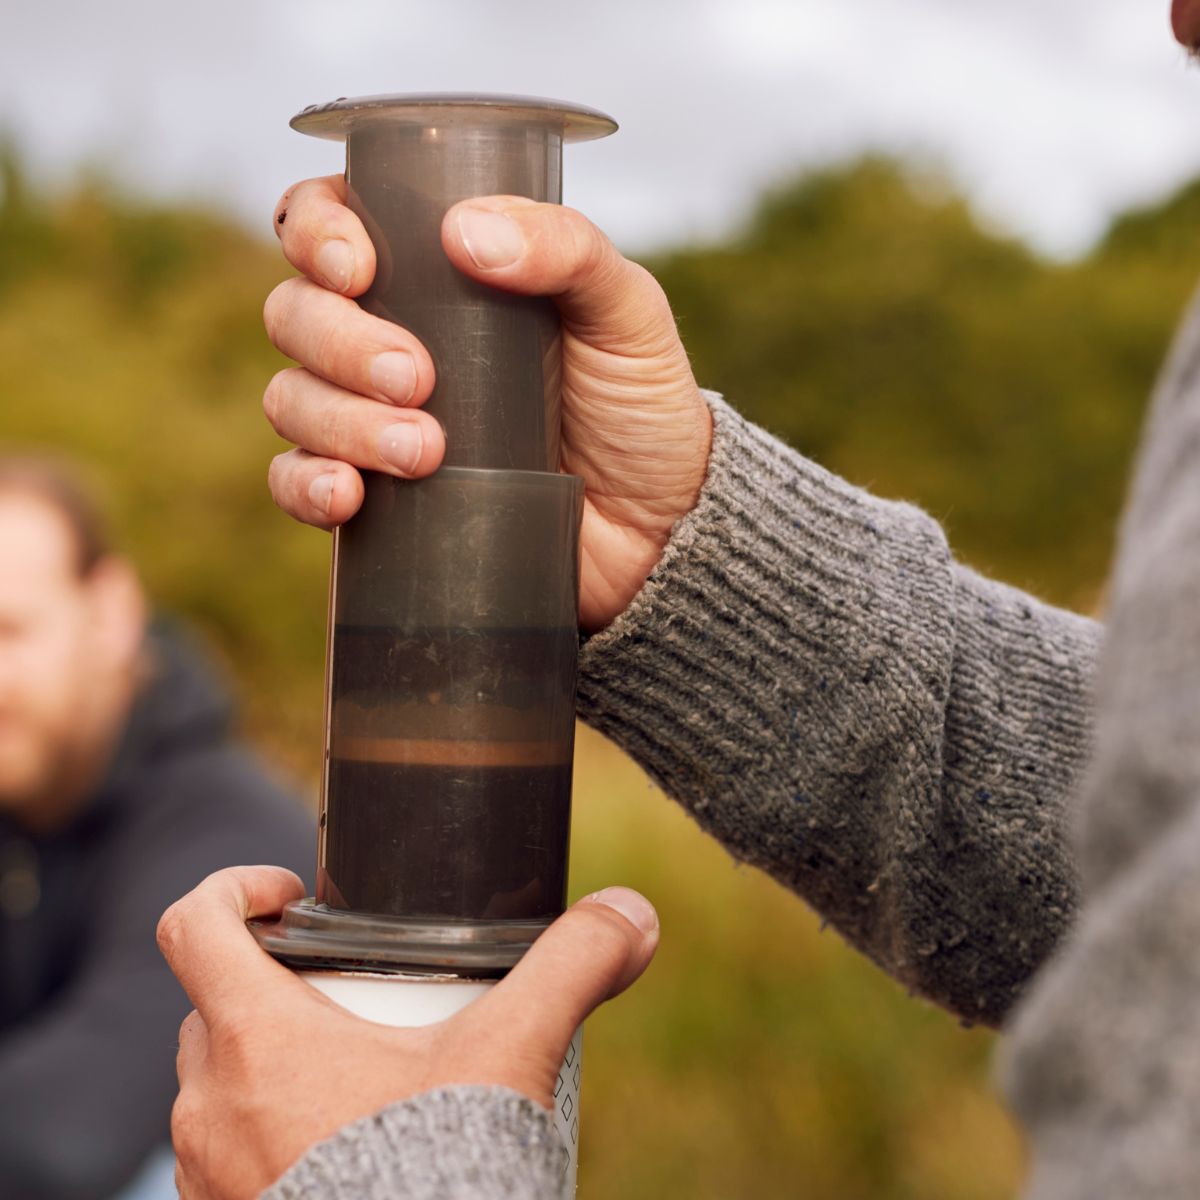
(578, 391, 1100, 1028)
(260, 1087, 567, 1200)
(1000, 290, 1200, 1197)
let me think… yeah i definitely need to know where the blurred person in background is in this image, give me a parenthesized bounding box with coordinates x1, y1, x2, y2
(160, 8, 1200, 1200)
(0, 457, 313, 1200)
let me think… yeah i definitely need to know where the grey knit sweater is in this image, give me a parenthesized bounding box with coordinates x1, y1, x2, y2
(265, 293, 1200, 1199)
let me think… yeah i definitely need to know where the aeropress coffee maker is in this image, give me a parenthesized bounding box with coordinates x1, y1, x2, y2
(250, 93, 618, 1187)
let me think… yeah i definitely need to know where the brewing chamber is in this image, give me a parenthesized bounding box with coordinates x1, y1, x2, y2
(252, 94, 617, 974)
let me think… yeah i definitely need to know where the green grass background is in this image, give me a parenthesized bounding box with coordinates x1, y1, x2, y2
(4, 148, 1199, 1197)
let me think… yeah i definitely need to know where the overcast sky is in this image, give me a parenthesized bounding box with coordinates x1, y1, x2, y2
(2, 0, 1198, 258)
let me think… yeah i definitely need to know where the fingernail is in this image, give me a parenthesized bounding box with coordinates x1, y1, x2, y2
(370, 351, 418, 404)
(308, 473, 336, 515)
(584, 887, 658, 935)
(377, 422, 424, 474)
(457, 207, 524, 270)
(315, 238, 355, 292)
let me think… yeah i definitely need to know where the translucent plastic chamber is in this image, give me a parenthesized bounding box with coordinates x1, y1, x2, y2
(252, 94, 616, 973)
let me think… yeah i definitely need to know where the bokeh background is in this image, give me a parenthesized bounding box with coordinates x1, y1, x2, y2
(4, 2, 1200, 1196)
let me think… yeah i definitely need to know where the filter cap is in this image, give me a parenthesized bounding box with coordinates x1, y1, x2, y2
(251, 898, 551, 976)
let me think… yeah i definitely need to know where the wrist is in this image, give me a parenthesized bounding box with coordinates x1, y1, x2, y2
(578, 389, 715, 634)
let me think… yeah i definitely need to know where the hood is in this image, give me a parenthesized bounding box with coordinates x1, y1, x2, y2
(86, 618, 238, 821)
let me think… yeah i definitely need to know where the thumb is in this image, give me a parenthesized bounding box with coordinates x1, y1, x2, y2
(157, 865, 309, 1025)
(468, 887, 659, 1068)
(441, 197, 679, 352)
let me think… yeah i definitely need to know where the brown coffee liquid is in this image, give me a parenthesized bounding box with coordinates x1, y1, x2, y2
(321, 759, 571, 920)
(318, 624, 577, 923)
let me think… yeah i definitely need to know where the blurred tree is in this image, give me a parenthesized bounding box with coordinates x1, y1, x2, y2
(0, 156, 327, 774)
(648, 157, 1198, 612)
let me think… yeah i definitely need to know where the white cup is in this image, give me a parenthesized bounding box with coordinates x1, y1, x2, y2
(300, 969, 582, 1193)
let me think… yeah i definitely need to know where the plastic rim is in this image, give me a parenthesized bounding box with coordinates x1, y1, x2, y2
(249, 898, 551, 975)
(291, 92, 618, 143)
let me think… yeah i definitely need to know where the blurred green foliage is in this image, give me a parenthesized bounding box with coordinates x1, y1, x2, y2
(3, 146, 1197, 1198)
(650, 157, 1200, 613)
(0, 147, 328, 768)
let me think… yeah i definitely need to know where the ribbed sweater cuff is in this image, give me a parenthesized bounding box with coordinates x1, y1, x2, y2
(577, 390, 956, 820)
(261, 1087, 566, 1200)
(577, 390, 1098, 1026)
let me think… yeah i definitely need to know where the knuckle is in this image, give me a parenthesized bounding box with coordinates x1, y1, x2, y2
(262, 369, 299, 429)
(627, 260, 666, 306)
(170, 1092, 199, 1157)
(179, 1008, 204, 1040)
(156, 902, 187, 962)
(559, 208, 629, 305)
(624, 262, 681, 349)
(262, 278, 301, 344)
(262, 281, 288, 342)
(564, 208, 610, 281)
(275, 177, 329, 232)
(266, 451, 291, 498)
(261, 374, 282, 427)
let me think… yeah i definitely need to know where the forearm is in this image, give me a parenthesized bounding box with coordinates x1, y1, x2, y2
(578, 392, 1099, 1027)
(261, 1088, 566, 1200)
